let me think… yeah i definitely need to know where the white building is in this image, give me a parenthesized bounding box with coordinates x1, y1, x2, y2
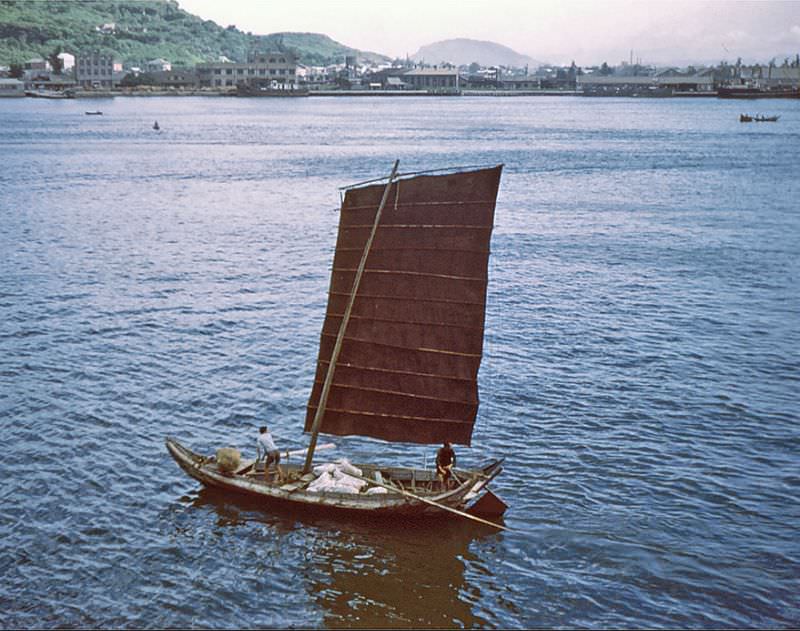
(57, 52, 75, 71)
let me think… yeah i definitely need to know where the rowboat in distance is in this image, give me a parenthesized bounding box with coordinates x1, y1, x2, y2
(85, 110, 103, 115)
(740, 114, 780, 122)
(167, 163, 509, 528)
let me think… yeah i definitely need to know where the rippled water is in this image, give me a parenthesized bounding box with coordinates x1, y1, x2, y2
(1, 95, 799, 628)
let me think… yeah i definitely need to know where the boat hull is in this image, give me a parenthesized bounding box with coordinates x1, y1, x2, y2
(166, 438, 502, 518)
(719, 86, 799, 99)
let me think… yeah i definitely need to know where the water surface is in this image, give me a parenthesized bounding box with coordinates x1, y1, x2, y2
(1, 95, 798, 628)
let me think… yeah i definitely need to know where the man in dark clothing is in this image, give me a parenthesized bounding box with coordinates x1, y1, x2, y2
(436, 441, 456, 489)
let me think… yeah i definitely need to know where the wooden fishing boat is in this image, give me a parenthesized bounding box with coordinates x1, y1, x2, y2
(166, 438, 504, 518)
(167, 162, 508, 527)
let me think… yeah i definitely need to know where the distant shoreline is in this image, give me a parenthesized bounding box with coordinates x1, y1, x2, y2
(19, 88, 724, 99)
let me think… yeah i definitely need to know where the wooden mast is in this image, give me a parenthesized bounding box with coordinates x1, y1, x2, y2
(303, 160, 400, 473)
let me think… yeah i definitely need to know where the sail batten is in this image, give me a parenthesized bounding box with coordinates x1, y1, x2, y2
(342, 199, 501, 211)
(333, 269, 487, 284)
(315, 360, 477, 383)
(305, 165, 502, 446)
(318, 332, 482, 357)
(336, 246, 491, 253)
(328, 291, 486, 307)
(310, 381, 478, 405)
(324, 314, 484, 332)
(341, 224, 493, 229)
(307, 406, 474, 425)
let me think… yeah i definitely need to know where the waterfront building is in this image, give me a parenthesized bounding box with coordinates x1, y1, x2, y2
(403, 68, 460, 91)
(75, 52, 122, 88)
(384, 76, 411, 90)
(462, 74, 500, 90)
(196, 52, 298, 89)
(578, 74, 659, 95)
(578, 70, 714, 95)
(740, 64, 800, 89)
(0, 78, 25, 97)
(149, 69, 199, 89)
(296, 64, 331, 89)
(363, 67, 411, 90)
(654, 68, 715, 93)
(500, 75, 541, 90)
(24, 74, 77, 93)
(24, 58, 49, 71)
(145, 58, 172, 73)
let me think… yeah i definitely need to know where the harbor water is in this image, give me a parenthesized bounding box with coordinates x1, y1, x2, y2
(1, 95, 798, 628)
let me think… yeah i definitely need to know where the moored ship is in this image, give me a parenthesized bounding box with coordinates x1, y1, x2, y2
(718, 85, 799, 99)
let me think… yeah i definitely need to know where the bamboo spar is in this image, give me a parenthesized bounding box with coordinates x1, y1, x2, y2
(303, 160, 401, 474)
(350, 472, 510, 531)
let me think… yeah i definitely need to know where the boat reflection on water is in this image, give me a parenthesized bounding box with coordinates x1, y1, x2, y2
(306, 520, 501, 628)
(187, 486, 504, 628)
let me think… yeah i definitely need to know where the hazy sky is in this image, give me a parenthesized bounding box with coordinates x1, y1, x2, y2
(178, 0, 800, 65)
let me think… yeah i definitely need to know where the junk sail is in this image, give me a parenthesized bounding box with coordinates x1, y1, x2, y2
(305, 165, 503, 446)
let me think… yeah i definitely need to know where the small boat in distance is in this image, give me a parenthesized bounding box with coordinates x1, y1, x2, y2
(740, 114, 780, 123)
(85, 111, 103, 115)
(153, 120, 160, 130)
(25, 89, 74, 99)
(167, 163, 508, 528)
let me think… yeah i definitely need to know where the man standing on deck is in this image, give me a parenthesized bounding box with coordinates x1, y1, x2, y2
(256, 425, 282, 482)
(436, 441, 456, 489)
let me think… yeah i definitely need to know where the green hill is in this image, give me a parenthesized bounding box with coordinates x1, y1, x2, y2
(0, 0, 388, 67)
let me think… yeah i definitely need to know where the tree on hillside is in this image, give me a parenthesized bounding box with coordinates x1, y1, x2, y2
(119, 71, 157, 87)
(599, 61, 612, 75)
(48, 47, 63, 74)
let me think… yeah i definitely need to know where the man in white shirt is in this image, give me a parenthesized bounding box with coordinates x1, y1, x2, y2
(256, 425, 282, 482)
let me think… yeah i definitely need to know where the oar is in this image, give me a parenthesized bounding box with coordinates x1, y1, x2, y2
(351, 472, 511, 532)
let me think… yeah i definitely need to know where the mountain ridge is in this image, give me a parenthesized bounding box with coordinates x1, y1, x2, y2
(412, 38, 542, 68)
(0, 0, 390, 66)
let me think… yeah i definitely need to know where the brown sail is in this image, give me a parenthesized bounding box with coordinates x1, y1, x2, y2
(305, 165, 503, 446)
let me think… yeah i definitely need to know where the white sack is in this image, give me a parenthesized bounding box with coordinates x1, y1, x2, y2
(334, 458, 363, 478)
(313, 463, 337, 476)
